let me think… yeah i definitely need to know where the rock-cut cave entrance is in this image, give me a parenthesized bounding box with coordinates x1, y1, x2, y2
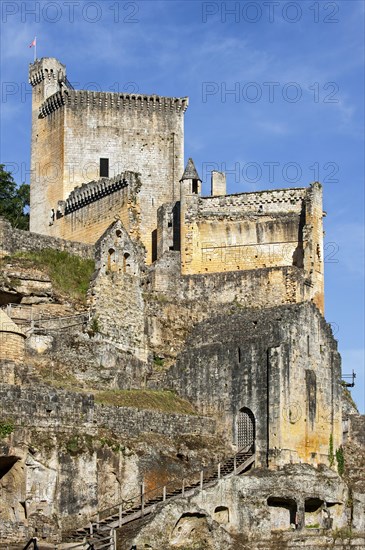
(0, 456, 19, 479)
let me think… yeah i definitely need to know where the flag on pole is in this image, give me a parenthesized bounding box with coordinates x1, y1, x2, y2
(29, 37, 37, 61)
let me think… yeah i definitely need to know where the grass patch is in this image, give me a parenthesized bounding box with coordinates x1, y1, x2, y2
(10, 249, 94, 302)
(94, 389, 197, 415)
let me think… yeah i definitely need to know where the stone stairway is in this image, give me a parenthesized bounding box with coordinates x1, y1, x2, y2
(66, 445, 255, 550)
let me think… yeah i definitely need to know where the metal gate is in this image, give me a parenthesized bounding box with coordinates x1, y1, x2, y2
(237, 408, 255, 449)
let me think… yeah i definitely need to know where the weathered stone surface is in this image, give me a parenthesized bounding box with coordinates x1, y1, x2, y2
(0, 383, 223, 543)
(165, 302, 342, 467)
(118, 465, 358, 550)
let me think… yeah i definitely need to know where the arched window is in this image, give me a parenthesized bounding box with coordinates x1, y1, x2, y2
(123, 252, 130, 274)
(107, 248, 117, 272)
(237, 407, 255, 450)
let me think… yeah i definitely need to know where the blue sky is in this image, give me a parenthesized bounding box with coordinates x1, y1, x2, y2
(1, 0, 364, 411)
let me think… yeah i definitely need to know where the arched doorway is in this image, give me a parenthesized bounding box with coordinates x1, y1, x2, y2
(237, 407, 255, 450)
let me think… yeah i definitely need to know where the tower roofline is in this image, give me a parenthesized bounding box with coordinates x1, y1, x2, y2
(180, 158, 201, 181)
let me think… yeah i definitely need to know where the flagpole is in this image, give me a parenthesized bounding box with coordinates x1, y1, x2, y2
(34, 36, 37, 61)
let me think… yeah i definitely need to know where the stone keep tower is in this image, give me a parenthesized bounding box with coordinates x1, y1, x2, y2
(29, 57, 188, 263)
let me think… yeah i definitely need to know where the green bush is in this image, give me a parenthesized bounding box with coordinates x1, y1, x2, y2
(328, 434, 335, 467)
(336, 445, 345, 476)
(0, 421, 14, 439)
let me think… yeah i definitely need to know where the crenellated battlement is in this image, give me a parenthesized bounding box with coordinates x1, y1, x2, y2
(62, 172, 136, 214)
(194, 186, 308, 219)
(29, 57, 66, 87)
(38, 88, 189, 118)
(39, 90, 66, 117)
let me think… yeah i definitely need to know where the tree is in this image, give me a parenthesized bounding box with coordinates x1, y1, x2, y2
(0, 164, 30, 230)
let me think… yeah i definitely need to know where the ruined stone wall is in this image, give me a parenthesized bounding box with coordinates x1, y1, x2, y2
(179, 183, 324, 312)
(145, 252, 316, 364)
(165, 303, 342, 467)
(0, 217, 94, 260)
(180, 187, 306, 274)
(348, 414, 365, 447)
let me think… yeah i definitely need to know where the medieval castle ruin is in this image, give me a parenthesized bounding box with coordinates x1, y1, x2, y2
(0, 57, 363, 549)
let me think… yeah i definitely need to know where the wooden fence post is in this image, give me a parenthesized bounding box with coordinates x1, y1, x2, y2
(141, 480, 145, 517)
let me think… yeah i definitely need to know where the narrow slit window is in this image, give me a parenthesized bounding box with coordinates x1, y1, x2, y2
(100, 158, 109, 178)
(192, 179, 198, 194)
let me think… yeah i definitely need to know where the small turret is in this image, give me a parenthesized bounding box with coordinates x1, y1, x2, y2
(180, 158, 202, 197)
(29, 57, 66, 105)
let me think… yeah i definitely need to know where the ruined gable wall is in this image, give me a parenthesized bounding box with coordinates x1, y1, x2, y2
(89, 221, 148, 362)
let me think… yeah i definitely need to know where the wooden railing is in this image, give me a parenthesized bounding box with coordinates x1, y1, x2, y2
(73, 444, 255, 547)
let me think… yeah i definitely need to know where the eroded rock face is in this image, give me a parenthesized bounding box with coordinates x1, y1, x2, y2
(0, 399, 225, 544)
(118, 465, 360, 550)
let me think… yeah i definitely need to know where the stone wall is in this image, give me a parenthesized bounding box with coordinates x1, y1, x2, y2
(349, 414, 365, 447)
(165, 302, 342, 467)
(145, 253, 315, 365)
(0, 384, 216, 439)
(90, 220, 148, 361)
(179, 183, 324, 313)
(0, 333, 24, 363)
(0, 217, 94, 260)
(29, 58, 66, 236)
